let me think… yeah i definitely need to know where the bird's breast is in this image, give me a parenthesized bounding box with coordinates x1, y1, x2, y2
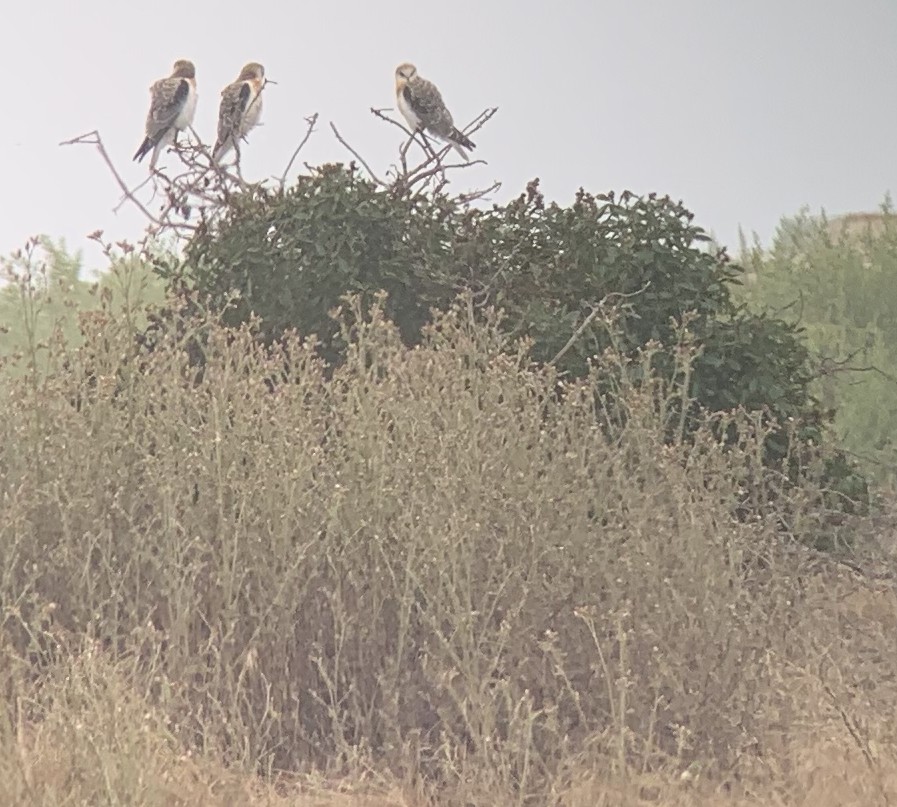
(396, 88, 420, 131)
(176, 82, 198, 130)
(244, 87, 263, 130)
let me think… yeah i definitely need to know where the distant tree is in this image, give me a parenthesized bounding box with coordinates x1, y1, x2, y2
(739, 198, 897, 484)
(0, 236, 165, 375)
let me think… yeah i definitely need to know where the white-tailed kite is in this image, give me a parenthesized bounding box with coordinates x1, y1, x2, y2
(212, 62, 266, 165)
(133, 59, 198, 171)
(394, 62, 475, 161)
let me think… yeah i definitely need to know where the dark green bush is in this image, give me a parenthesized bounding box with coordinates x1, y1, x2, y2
(158, 164, 865, 511)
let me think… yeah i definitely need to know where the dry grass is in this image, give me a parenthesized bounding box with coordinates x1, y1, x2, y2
(0, 292, 895, 805)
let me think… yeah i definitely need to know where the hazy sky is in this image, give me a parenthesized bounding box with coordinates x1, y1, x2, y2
(2, 1, 895, 270)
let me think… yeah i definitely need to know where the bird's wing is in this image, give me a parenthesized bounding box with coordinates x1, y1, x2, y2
(404, 78, 454, 132)
(216, 81, 252, 144)
(145, 77, 191, 143)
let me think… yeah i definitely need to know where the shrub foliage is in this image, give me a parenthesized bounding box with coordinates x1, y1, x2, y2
(170, 165, 862, 500)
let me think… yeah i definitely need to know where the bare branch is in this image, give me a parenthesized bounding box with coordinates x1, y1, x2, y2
(60, 130, 161, 225)
(372, 105, 497, 157)
(456, 180, 502, 205)
(370, 107, 416, 138)
(369, 106, 499, 198)
(825, 362, 897, 387)
(549, 284, 652, 368)
(549, 307, 604, 368)
(62, 102, 499, 254)
(329, 122, 386, 186)
(460, 107, 499, 139)
(187, 125, 243, 187)
(278, 113, 319, 187)
(369, 106, 438, 177)
(112, 173, 155, 215)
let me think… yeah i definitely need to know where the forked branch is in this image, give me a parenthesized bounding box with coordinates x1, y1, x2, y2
(329, 122, 386, 186)
(278, 113, 320, 186)
(60, 110, 320, 245)
(61, 99, 497, 250)
(59, 131, 160, 226)
(329, 106, 500, 201)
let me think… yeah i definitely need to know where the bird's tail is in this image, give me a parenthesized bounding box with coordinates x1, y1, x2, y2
(449, 127, 475, 162)
(213, 132, 241, 165)
(133, 136, 153, 163)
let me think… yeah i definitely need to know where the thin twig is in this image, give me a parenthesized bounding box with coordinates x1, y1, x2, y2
(549, 307, 604, 368)
(279, 113, 319, 186)
(188, 125, 242, 189)
(370, 107, 416, 138)
(372, 105, 497, 151)
(113, 174, 155, 214)
(373, 106, 499, 196)
(376, 107, 472, 150)
(409, 158, 488, 187)
(823, 361, 897, 387)
(329, 122, 385, 186)
(549, 284, 652, 367)
(821, 680, 877, 771)
(839, 446, 897, 475)
(456, 181, 502, 205)
(371, 106, 434, 177)
(59, 130, 160, 225)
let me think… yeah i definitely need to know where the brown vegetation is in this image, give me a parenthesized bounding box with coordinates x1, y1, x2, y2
(0, 294, 895, 805)
(825, 211, 893, 242)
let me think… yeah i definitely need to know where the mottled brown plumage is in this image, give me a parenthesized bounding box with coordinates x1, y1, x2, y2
(213, 62, 266, 164)
(394, 62, 475, 161)
(133, 59, 198, 170)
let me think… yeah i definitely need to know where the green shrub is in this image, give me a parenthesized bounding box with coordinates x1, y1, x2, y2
(166, 166, 862, 506)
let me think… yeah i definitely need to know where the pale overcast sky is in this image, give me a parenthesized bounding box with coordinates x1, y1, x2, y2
(1, 1, 895, 270)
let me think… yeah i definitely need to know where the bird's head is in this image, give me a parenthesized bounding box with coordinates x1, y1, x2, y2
(237, 62, 265, 81)
(395, 63, 418, 83)
(171, 59, 196, 79)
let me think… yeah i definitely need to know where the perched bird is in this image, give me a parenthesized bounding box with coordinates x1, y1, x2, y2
(394, 62, 475, 161)
(133, 59, 198, 171)
(212, 62, 266, 165)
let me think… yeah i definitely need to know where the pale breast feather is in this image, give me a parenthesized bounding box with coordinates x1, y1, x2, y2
(241, 82, 263, 132)
(174, 80, 197, 131)
(397, 84, 422, 131)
